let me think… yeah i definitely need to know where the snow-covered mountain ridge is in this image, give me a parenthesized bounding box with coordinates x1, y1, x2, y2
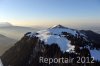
(25, 25, 87, 52)
(24, 25, 100, 61)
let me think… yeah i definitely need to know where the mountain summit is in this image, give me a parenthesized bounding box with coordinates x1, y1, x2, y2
(51, 24, 68, 29)
(26, 25, 86, 52)
(1, 25, 100, 66)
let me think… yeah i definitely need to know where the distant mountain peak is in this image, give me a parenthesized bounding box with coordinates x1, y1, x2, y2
(0, 22, 13, 27)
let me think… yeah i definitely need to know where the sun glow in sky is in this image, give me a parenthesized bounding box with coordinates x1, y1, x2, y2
(0, 0, 100, 27)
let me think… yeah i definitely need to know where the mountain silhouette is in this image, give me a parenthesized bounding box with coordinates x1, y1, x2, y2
(0, 34, 16, 56)
(0, 25, 100, 66)
(0, 22, 13, 27)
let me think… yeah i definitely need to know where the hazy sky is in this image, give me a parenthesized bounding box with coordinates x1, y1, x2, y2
(0, 0, 100, 27)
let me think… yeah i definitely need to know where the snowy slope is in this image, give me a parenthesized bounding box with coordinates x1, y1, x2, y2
(26, 25, 85, 52)
(25, 25, 100, 62)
